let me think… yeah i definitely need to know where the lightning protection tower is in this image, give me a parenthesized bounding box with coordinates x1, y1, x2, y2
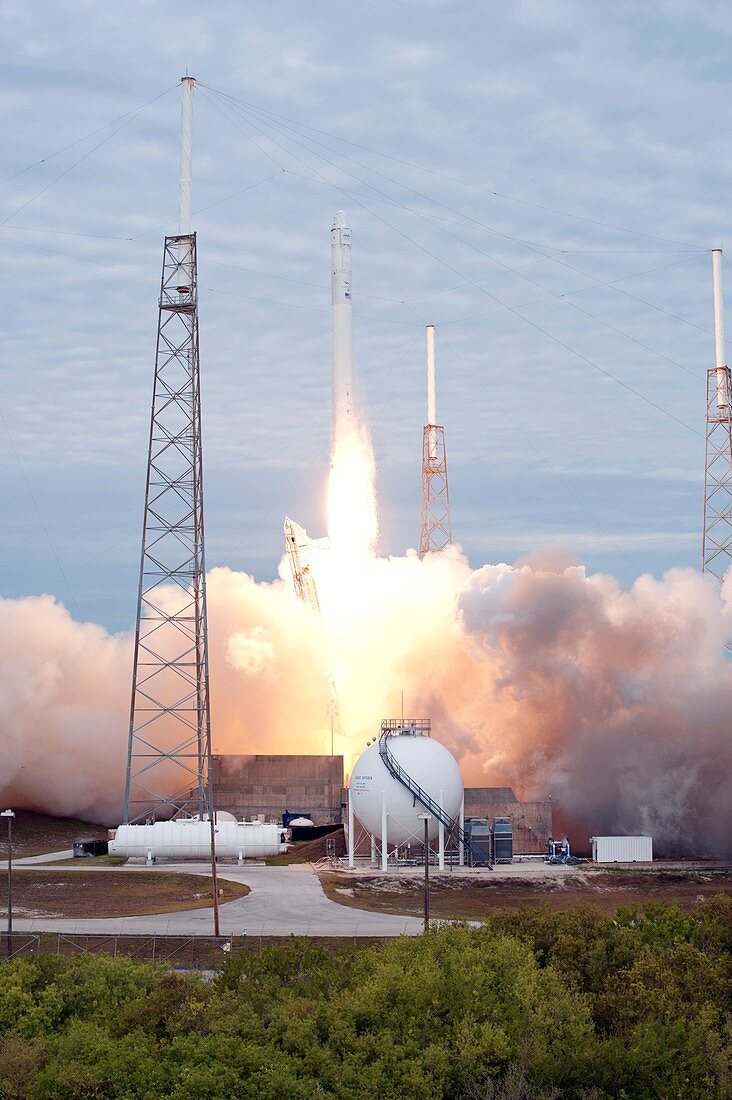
(702, 248, 732, 588)
(124, 76, 215, 824)
(419, 325, 452, 558)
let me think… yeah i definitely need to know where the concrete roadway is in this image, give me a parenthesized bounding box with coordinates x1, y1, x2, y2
(6, 859, 424, 938)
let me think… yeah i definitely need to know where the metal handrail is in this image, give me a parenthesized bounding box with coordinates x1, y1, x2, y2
(378, 731, 492, 868)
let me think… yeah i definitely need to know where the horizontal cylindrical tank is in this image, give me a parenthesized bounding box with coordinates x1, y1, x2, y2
(350, 732, 463, 845)
(590, 835, 653, 863)
(109, 819, 285, 860)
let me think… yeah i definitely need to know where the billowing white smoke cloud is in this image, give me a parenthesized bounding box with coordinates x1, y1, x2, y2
(452, 552, 732, 856)
(0, 552, 730, 854)
(0, 595, 129, 823)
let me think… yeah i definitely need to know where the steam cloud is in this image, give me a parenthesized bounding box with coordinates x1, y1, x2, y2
(0, 549, 730, 855)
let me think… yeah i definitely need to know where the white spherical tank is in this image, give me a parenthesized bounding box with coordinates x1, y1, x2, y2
(350, 733, 463, 845)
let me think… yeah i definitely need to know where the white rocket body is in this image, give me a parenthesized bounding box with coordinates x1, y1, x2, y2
(331, 211, 355, 442)
(327, 210, 378, 555)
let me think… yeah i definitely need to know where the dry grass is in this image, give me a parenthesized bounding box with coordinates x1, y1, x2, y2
(266, 828, 346, 866)
(0, 871, 249, 918)
(320, 865, 732, 920)
(0, 811, 108, 859)
(54, 856, 127, 867)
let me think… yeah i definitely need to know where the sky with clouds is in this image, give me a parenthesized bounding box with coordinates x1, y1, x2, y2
(1, 0, 731, 630)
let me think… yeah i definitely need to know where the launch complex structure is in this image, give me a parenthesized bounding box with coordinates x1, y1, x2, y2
(284, 215, 456, 747)
(285, 216, 456, 587)
(702, 248, 732, 592)
(419, 325, 452, 558)
(123, 77, 216, 846)
(118, 75, 732, 844)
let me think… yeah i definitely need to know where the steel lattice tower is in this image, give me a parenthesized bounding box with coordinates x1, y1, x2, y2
(124, 78, 214, 824)
(702, 249, 732, 587)
(419, 325, 452, 558)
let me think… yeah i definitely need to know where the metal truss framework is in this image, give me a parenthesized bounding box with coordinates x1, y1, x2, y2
(284, 516, 321, 612)
(124, 233, 213, 824)
(419, 424, 452, 558)
(702, 365, 732, 586)
(283, 517, 342, 753)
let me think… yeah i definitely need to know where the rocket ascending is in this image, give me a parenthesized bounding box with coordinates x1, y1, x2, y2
(327, 210, 378, 554)
(331, 210, 354, 442)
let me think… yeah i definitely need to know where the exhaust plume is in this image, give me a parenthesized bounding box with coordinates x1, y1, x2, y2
(0, 549, 730, 855)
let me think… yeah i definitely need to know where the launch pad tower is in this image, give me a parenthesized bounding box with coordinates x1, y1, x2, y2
(702, 249, 732, 589)
(419, 325, 452, 558)
(123, 77, 214, 825)
(284, 517, 321, 612)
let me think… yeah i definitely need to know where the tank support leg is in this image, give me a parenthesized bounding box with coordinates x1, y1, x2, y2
(348, 788, 355, 869)
(438, 789, 445, 871)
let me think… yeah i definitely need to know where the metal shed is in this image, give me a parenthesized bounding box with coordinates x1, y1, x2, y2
(591, 835, 653, 863)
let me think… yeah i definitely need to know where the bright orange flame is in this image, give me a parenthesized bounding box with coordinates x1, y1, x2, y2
(326, 426, 377, 560)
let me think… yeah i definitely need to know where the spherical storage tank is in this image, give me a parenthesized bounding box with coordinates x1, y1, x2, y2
(350, 729, 463, 845)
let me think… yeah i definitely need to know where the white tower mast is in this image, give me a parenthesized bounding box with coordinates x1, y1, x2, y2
(712, 249, 730, 409)
(427, 322, 437, 428)
(702, 249, 732, 588)
(177, 76, 195, 281)
(178, 76, 195, 234)
(419, 325, 452, 557)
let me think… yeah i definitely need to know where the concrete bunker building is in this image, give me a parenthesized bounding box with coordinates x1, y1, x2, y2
(210, 746, 552, 857)
(211, 754, 345, 826)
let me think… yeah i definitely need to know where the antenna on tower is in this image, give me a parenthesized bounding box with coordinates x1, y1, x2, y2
(702, 248, 732, 590)
(419, 325, 452, 558)
(124, 75, 216, 833)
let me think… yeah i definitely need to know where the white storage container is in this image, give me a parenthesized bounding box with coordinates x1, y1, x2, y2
(591, 835, 653, 863)
(109, 818, 286, 860)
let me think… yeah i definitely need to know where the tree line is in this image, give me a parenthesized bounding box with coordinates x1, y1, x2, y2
(0, 897, 730, 1098)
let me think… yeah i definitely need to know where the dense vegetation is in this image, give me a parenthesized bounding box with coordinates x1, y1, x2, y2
(0, 898, 730, 1099)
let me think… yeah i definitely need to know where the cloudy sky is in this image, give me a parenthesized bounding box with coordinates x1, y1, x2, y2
(1, 0, 730, 630)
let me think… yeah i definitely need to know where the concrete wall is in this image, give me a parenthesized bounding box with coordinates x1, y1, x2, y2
(464, 787, 552, 855)
(211, 755, 344, 825)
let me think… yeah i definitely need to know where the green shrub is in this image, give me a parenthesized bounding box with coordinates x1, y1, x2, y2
(0, 899, 728, 1099)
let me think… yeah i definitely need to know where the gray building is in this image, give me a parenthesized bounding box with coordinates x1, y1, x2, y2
(464, 788, 552, 855)
(211, 755, 344, 825)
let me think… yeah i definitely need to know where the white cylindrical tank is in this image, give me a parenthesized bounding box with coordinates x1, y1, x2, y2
(109, 818, 285, 860)
(350, 733, 463, 845)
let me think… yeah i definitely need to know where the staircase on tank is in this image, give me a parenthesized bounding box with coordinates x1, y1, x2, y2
(377, 721, 492, 869)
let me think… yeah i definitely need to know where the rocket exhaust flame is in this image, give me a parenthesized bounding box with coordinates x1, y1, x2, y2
(327, 428, 377, 558)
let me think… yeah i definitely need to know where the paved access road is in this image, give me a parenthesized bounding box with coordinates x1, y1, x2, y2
(9, 861, 424, 938)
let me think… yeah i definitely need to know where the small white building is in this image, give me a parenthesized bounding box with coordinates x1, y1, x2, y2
(591, 835, 653, 863)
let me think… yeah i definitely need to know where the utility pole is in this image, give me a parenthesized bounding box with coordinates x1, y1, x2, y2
(418, 813, 431, 933)
(419, 325, 452, 557)
(2, 810, 14, 958)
